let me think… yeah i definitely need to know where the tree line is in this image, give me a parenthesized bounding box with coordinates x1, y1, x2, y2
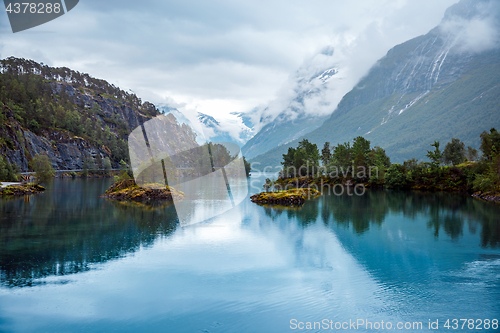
(281, 137, 391, 182)
(0, 57, 153, 106)
(0, 72, 130, 163)
(277, 129, 500, 193)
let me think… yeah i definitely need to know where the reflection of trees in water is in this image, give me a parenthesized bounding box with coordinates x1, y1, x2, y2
(261, 189, 500, 247)
(261, 201, 320, 226)
(0, 180, 178, 288)
(324, 190, 388, 234)
(394, 191, 499, 247)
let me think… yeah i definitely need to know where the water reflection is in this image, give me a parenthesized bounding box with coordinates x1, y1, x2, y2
(1, 179, 499, 291)
(0, 179, 178, 287)
(254, 188, 500, 328)
(0, 179, 500, 332)
(262, 189, 500, 247)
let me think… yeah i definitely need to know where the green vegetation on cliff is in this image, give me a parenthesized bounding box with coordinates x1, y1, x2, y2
(0, 57, 165, 171)
(0, 156, 17, 182)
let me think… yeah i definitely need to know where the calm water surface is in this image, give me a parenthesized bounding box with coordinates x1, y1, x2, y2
(0, 176, 499, 332)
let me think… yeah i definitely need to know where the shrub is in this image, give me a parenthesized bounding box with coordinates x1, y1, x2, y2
(473, 174, 494, 192)
(384, 164, 407, 189)
(31, 154, 55, 183)
(0, 156, 18, 181)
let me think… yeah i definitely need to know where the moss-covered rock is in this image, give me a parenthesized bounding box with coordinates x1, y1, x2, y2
(250, 188, 321, 207)
(0, 183, 45, 196)
(101, 179, 184, 202)
(472, 190, 500, 203)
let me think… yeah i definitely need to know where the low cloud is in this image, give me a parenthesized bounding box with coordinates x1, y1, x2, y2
(440, 0, 500, 54)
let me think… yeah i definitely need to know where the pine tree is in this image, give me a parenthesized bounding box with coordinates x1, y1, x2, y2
(321, 142, 331, 166)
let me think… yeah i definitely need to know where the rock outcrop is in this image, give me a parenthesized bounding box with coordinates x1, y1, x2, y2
(1, 117, 112, 171)
(101, 179, 185, 202)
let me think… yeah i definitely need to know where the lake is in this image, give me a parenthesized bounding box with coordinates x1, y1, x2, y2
(0, 176, 499, 332)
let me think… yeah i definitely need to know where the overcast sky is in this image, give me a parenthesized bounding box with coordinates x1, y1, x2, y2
(0, 0, 458, 120)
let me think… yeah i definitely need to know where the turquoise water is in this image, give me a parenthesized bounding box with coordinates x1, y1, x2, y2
(0, 177, 499, 332)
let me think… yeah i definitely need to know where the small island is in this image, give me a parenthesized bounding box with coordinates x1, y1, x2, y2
(0, 183, 45, 196)
(250, 188, 321, 207)
(101, 179, 184, 202)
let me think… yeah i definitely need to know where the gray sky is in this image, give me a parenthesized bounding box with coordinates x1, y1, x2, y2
(0, 0, 458, 121)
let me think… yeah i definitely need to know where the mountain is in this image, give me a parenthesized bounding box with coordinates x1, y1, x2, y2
(159, 106, 253, 147)
(197, 112, 253, 145)
(241, 111, 329, 160)
(0, 57, 197, 171)
(241, 45, 350, 160)
(251, 0, 500, 168)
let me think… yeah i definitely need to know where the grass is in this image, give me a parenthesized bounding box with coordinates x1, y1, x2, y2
(102, 179, 184, 202)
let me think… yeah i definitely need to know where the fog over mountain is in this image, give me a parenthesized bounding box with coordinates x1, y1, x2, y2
(250, 0, 500, 167)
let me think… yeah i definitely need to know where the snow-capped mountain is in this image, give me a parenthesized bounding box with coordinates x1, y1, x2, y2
(157, 105, 253, 147)
(241, 46, 352, 160)
(197, 112, 253, 145)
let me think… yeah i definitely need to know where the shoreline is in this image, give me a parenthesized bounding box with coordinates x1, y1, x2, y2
(471, 191, 500, 204)
(271, 176, 500, 203)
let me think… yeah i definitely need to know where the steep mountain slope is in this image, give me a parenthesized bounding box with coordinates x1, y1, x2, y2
(251, 0, 500, 167)
(242, 111, 328, 160)
(0, 57, 197, 171)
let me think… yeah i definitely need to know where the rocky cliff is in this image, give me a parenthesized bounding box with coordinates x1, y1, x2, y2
(0, 57, 195, 171)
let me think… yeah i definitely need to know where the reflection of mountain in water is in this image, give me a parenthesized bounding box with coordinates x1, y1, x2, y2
(0, 179, 179, 288)
(262, 190, 500, 248)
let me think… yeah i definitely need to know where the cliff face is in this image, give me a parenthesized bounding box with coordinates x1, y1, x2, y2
(51, 82, 143, 131)
(0, 58, 163, 171)
(2, 113, 110, 171)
